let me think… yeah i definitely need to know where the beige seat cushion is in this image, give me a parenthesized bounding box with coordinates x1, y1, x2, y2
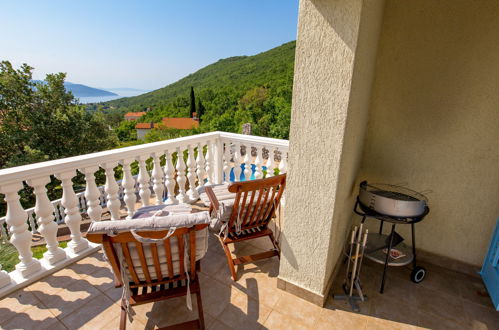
(88, 208, 210, 281)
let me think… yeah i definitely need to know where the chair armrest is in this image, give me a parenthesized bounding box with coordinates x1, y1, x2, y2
(204, 186, 220, 213)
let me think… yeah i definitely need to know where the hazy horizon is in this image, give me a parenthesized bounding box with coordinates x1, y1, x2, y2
(1, 0, 299, 90)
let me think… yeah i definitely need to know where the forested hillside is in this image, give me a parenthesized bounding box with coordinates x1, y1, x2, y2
(106, 41, 295, 141)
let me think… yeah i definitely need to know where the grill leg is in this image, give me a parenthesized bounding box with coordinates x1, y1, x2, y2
(411, 223, 417, 269)
(380, 224, 396, 294)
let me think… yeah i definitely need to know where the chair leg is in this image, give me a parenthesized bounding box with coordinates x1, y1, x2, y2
(219, 238, 237, 280)
(120, 302, 127, 330)
(196, 291, 205, 330)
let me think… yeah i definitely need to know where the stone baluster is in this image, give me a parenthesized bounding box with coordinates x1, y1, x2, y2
(175, 147, 189, 203)
(151, 153, 165, 205)
(265, 147, 276, 178)
(243, 144, 252, 181)
(204, 141, 213, 185)
(186, 145, 199, 200)
(81, 166, 103, 222)
(164, 150, 178, 204)
(55, 171, 89, 254)
(254, 146, 263, 179)
(0, 264, 10, 288)
(223, 142, 233, 183)
(279, 151, 288, 174)
(27, 177, 67, 265)
(137, 156, 151, 207)
(0, 182, 41, 277)
(233, 142, 242, 182)
(101, 162, 121, 220)
(121, 159, 137, 219)
(196, 143, 207, 188)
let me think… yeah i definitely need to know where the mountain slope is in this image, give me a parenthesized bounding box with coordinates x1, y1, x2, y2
(105, 41, 295, 110)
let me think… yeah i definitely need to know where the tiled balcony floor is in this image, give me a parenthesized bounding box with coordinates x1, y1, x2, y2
(0, 231, 497, 329)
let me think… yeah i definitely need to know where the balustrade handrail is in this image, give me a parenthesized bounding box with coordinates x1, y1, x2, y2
(0, 131, 289, 298)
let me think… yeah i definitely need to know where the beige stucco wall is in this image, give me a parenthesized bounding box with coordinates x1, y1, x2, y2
(279, 0, 384, 299)
(360, 0, 499, 266)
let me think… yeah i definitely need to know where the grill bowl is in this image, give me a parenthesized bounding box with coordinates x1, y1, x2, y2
(359, 181, 428, 218)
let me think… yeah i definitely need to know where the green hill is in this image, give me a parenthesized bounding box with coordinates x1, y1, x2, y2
(108, 41, 295, 140)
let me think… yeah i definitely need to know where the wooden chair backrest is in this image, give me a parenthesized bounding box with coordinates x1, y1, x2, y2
(227, 173, 286, 234)
(87, 224, 208, 289)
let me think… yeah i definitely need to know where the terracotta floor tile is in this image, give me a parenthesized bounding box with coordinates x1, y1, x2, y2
(458, 276, 495, 309)
(200, 274, 233, 318)
(366, 317, 418, 330)
(369, 294, 419, 326)
(464, 300, 499, 330)
(83, 266, 115, 293)
(38, 276, 101, 318)
(0, 290, 41, 324)
(273, 291, 322, 327)
(27, 267, 81, 299)
(417, 311, 469, 330)
(208, 319, 235, 330)
(0, 302, 61, 330)
(316, 308, 369, 329)
(415, 286, 468, 324)
(218, 290, 271, 329)
(236, 269, 282, 309)
(263, 310, 311, 330)
(60, 294, 117, 329)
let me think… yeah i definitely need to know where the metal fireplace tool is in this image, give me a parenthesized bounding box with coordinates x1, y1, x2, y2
(333, 224, 369, 312)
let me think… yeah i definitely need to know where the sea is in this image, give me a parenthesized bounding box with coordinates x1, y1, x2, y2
(77, 89, 149, 104)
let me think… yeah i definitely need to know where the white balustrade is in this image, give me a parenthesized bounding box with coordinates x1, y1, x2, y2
(0, 182, 41, 277)
(151, 153, 165, 205)
(102, 162, 121, 220)
(27, 177, 67, 265)
(254, 146, 263, 179)
(56, 171, 89, 254)
(0, 131, 288, 297)
(233, 142, 242, 182)
(121, 159, 137, 219)
(223, 142, 233, 183)
(196, 143, 207, 188)
(279, 151, 288, 174)
(164, 150, 178, 204)
(137, 156, 151, 207)
(81, 166, 103, 222)
(243, 144, 252, 181)
(186, 145, 199, 200)
(266, 147, 276, 177)
(205, 141, 214, 185)
(175, 147, 189, 203)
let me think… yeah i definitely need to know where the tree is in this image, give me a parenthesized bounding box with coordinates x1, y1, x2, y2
(189, 86, 196, 118)
(197, 99, 205, 122)
(0, 60, 118, 169)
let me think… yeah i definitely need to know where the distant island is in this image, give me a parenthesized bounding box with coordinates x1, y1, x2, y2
(63, 82, 118, 97)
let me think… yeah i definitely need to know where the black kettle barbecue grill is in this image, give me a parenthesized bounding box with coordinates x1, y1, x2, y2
(354, 181, 430, 293)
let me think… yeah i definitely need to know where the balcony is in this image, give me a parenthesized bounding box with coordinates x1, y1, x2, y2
(0, 131, 497, 329)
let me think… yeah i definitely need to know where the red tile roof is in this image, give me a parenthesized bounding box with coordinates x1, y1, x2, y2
(135, 118, 199, 130)
(125, 112, 146, 118)
(161, 118, 199, 130)
(135, 122, 154, 129)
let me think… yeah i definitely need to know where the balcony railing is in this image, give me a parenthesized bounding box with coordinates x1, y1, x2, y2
(0, 131, 289, 298)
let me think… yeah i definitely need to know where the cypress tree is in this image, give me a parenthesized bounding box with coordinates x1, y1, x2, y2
(189, 86, 196, 118)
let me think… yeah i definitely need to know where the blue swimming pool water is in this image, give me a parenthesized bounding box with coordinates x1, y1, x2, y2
(228, 164, 267, 182)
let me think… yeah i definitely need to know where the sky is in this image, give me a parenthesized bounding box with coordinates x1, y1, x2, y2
(0, 0, 299, 90)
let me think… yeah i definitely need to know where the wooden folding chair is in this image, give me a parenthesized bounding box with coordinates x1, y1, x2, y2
(205, 173, 286, 280)
(87, 224, 208, 330)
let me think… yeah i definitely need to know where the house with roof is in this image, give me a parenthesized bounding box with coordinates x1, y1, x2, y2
(135, 115, 199, 139)
(124, 112, 146, 121)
